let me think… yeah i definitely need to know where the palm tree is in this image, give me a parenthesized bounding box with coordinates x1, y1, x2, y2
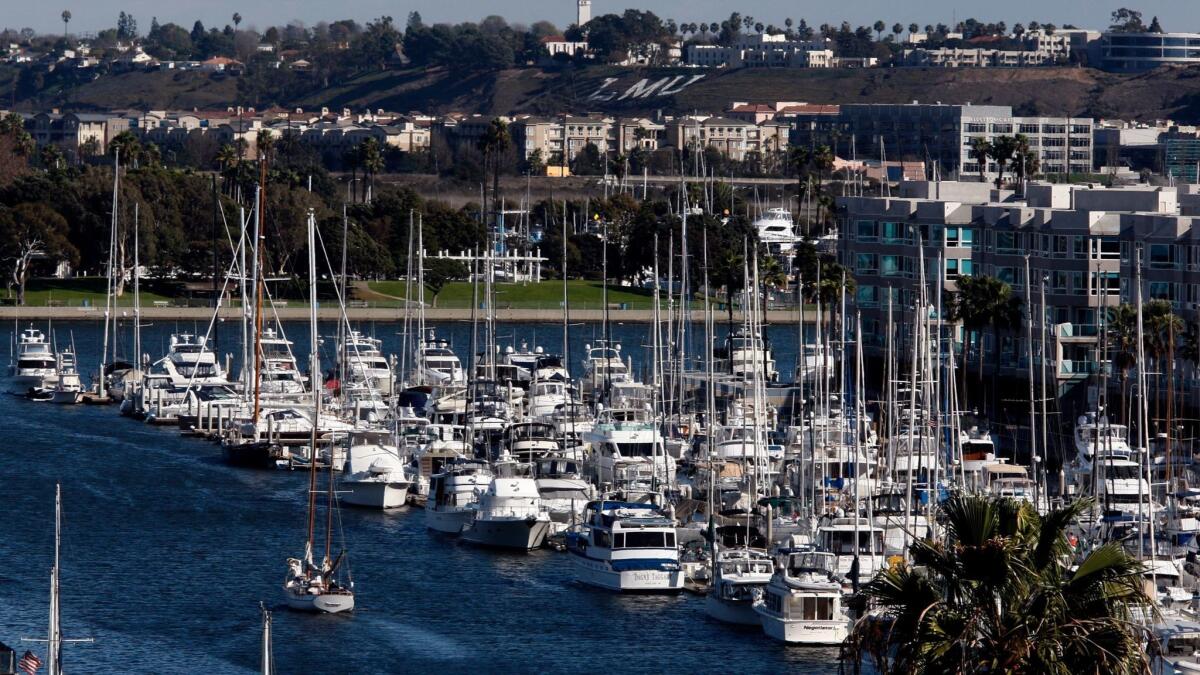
(991, 134, 1018, 188)
(216, 143, 239, 193)
(969, 136, 992, 182)
(846, 494, 1153, 674)
(108, 131, 142, 166)
(358, 138, 383, 203)
(477, 118, 511, 220)
(891, 23, 903, 41)
(873, 20, 886, 41)
(61, 10, 72, 37)
(758, 251, 787, 321)
(232, 12, 242, 30)
(908, 23, 920, 39)
(255, 129, 274, 163)
(39, 144, 64, 171)
(1107, 303, 1140, 424)
(950, 274, 1023, 413)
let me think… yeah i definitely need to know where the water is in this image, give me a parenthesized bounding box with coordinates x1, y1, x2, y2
(0, 319, 838, 673)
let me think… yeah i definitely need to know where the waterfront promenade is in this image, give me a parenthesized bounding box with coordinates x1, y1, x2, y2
(0, 305, 820, 323)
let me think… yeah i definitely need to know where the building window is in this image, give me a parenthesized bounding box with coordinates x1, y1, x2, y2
(945, 258, 959, 278)
(856, 220, 878, 241)
(881, 255, 903, 277)
(881, 222, 906, 244)
(1149, 243, 1176, 269)
(966, 123, 987, 133)
(855, 253, 878, 275)
(960, 259, 974, 276)
(996, 232, 1018, 254)
(856, 285, 878, 307)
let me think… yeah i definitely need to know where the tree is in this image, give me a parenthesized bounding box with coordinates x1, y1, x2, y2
(1109, 8, 1146, 33)
(232, 13, 242, 30)
(1013, 134, 1039, 184)
(908, 23, 919, 39)
(969, 136, 992, 182)
(1, 203, 77, 305)
(61, 10, 71, 37)
(949, 274, 1023, 413)
(477, 118, 511, 219)
(991, 135, 1018, 188)
(873, 20, 885, 42)
(422, 258, 467, 300)
(117, 11, 138, 40)
(891, 23, 903, 41)
(358, 138, 383, 203)
(109, 131, 142, 166)
(1148, 16, 1164, 33)
(846, 495, 1152, 674)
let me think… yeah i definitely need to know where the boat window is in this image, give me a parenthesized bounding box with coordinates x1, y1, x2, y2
(619, 531, 672, 548)
(594, 530, 612, 548)
(615, 442, 657, 457)
(799, 596, 833, 620)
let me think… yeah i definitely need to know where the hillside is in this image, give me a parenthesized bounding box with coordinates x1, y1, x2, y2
(13, 63, 1200, 123)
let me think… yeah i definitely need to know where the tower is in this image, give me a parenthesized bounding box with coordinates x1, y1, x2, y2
(577, 0, 592, 27)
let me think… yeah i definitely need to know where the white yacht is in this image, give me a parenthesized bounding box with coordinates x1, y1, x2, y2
(816, 516, 887, 580)
(7, 327, 57, 394)
(584, 406, 675, 488)
(567, 501, 683, 592)
(503, 421, 561, 461)
(581, 341, 630, 401)
(794, 343, 835, 383)
(528, 379, 574, 420)
(752, 207, 801, 256)
(258, 328, 307, 396)
(50, 347, 83, 404)
(412, 332, 466, 387)
(425, 459, 494, 534)
(720, 330, 778, 383)
(156, 333, 228, 386)
(704, 547, 775, 625)
(755, 550, 850, 645)
(461, 477, 553, 550)
(341, 431, 412, 509)
(339, 330, 393, 394)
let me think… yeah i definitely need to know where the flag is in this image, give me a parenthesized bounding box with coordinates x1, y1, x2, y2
(18, 650, 42, 674)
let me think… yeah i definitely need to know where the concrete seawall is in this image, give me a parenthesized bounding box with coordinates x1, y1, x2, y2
(0, 306, 821, 323)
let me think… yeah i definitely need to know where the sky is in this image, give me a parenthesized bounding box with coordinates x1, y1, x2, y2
(6, 1, 1199, 36)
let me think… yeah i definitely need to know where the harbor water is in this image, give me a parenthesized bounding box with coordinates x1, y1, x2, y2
(1, 319, 839, 673)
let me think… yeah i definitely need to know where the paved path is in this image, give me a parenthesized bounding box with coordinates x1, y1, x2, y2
(0, 306, 820, 323)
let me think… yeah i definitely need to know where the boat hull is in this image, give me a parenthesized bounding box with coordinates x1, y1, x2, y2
(222, 441, 282, 469)
(425, 507, 473, 534)
(755, 605, 849, 645)
(570, 553, 684, 592)
(284, 588, 355, 614)
(461, 517, 550, 550)
(7, 374, 55, 395)
(343, 481, 410, 510)
(704, 594, 761, 626)
(50, 390, 82, 404)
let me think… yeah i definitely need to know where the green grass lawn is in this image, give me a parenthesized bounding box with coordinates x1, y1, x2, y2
(366, 279, 666, 310)
(10, 278, 173, 307)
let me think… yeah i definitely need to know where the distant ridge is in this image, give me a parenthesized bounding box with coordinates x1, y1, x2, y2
(12, 63, 1200, 123)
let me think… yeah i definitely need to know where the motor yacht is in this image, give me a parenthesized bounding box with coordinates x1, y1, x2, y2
(341, 430, 412, 509)
(425, 459, 494, 534)
(7, 327, 57, 394)
(566, 500, 683, 592)
(755, 550, 850, 645)
(461, 477, 553, 550)
(704, 547, 775, 625)
(339, 330, 393, 395)
(49, 347, 83, 404)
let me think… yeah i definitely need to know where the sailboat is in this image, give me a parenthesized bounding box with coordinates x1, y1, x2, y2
(282, 209, 355, 614)
(23, 484, 93, 674)
(260, 603, 273, 675)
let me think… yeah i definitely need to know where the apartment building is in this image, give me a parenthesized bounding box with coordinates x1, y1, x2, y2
(24, 111, 129, 156)
(792, 103, 1093, 178)
(1094, 31, 1200, 72)
(839, 180, 1200, 398)
(686, 34, 833, 68)
(665, 116, 789, 160)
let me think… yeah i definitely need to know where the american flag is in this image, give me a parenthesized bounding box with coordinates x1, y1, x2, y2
(17, 650, 42, 674)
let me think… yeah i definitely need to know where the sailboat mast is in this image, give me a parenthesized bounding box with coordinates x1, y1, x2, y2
(98, 150, 119, 399)
(252, 179, 266, 425)
(133, 202, 141, 372)
(305, 209, 320, 564)
(48, 483, 61, 675)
